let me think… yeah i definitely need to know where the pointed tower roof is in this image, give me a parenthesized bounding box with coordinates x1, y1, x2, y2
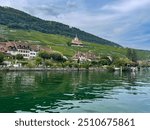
(71, 34, 83, 46)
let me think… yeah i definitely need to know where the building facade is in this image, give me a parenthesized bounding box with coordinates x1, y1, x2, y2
(0, 42, 38, 59)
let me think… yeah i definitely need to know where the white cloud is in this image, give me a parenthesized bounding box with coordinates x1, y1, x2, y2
(66, 0, 77, 8)
(0, 0, 11, 6)
(0, 0, 28, 9)
(101, 0, 150, 13)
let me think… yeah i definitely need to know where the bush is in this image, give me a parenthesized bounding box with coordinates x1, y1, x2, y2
(50, 51, 64, 62)
(91, 60, 98, 66)
(45, 60, 53, 67)
(26, 61, 36, 68)
(35, 57, 42, 66)
(16, 54, 23, 60)
(80, 62, 91, 69)
(39, 51, 51, 59)
(17, 61, 28, 66)
(68, 62, 73, 68)
(73, 63, 80, 68)
(106, 66, 115, 72)
(99, 56, 112, 65)
(113, 58, 132, 67)
(39, 51, 66, 63)
(99, 59, 109, 66)
(67, 41, 71, 46)
(0, 52, 4, 64)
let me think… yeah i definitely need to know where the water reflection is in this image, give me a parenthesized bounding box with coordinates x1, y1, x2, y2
(0, 70, 150, 113)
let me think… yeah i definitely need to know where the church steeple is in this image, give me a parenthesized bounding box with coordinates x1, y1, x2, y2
(71, 34, 83, 46)
(75, 34, 78, 38)
(74, 34, 79, 41)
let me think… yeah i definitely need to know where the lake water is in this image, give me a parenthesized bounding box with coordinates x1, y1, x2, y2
(0, 69, 150, 113)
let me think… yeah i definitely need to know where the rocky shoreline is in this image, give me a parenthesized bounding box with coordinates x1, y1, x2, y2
(0, 67, 107, 71)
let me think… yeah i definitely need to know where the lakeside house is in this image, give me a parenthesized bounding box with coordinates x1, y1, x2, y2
(0, 41, 47, 59)
(0, 41, 52, 67)
(71, 35, 83, 47)
(6, 42, 38, 59)
(73, 51, 96, 62)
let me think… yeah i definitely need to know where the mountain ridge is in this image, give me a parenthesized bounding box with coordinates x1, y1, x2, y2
(0, 6, 121, 47)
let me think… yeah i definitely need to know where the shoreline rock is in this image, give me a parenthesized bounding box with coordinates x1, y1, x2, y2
(0, 67, 107, 72)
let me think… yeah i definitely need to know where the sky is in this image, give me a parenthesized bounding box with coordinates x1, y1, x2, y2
(0, 0, 150, 50)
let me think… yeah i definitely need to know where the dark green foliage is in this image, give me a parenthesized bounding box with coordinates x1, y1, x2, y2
(38, 51, 65, 62)
(126, 48, 132, 60)
(0, 6, 121, 47)
(132, 50, 138, 62)
(91, 61, 98, 66)
(15, 54, 23, 60)
(67, 41, 71, 46)
(99, 56, 112, 65)
(113, 58, 132, 67)
(82, 62, 91, 69)
(35, 57, 42, 66)
(17, 61, 28, 66)
(126, 48, 138, 62)
(99, 59, 109, 65)
(44, 60, 53, 67)
(50, 52, 64, 62)
(0, 52, 4, 64)
(106, 66, 115, 72)
(38, 51, 51, 59)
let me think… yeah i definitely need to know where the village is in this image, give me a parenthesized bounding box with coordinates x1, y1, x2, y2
(0, 35, 148, 71)
(0, 35, 101, 69)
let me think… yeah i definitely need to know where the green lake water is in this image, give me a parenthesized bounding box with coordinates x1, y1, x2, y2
(0, 70, 150, 113)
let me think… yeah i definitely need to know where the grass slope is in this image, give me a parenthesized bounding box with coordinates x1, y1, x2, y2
(0, 25, 150, 60)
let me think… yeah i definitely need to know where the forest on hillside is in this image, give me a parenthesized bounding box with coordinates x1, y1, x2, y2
(0, 6, 120, 47)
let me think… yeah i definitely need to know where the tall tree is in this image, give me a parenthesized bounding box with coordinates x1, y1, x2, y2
(132, 49, 138, 62)
(126, 48, 132, 60)
(126, 48, 138, 62)
(38, 51, 50, 59)
(0, 52, 4, 64)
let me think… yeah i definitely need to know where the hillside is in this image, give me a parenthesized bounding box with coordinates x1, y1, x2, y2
(0, 25, 150, 60)
(0, 6, 120, 47)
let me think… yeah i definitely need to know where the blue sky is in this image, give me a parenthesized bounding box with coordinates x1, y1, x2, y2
(1, 0, 150, 50)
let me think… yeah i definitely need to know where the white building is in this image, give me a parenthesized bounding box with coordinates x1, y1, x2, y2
(29, 50, 37, 59)
(6, 42, 38, 59)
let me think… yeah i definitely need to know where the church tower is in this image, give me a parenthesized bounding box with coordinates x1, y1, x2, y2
(71, 34, 83, 46)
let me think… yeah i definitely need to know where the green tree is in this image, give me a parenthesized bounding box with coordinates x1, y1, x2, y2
(16, 54, 23, 60)
(127, 48, 132, 60)
(67, 41, 71, 46)
(99, 59, 109, 66)
(132, 50, 138, 62)
(35, 57, 42, 66)
(50, 51, 64, 62)
(45, 60, 53, 67)
(27, 61, 36, 68)
(38, 51, 50, 59)
(99, 56, 112, 65)
(0, 52, 4, 64)
(113, 58, 132, 67)
(126, 48, 138, 62)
